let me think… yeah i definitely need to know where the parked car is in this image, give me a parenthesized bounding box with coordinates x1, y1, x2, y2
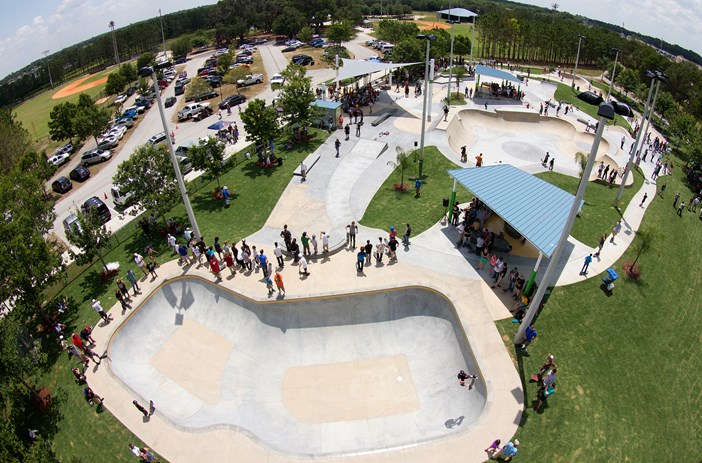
(51, 176, 73, 194)
(56, 142, 74, 155)
(207, 75, 223, 87)
(235, 55, 253, 64)
(178, 103, 206, 121)
(81, 148, 112, 166)
(111, 185, 134, 207)
(96, 136, 119, 150)
(193, 90, 219, 102)
(164, 96, 177, 108)
(69, 165, 90, 182)
(146, 131, 174, 147)
(236, 49, 253, 57)
(47, 151, 71, 167)
(174, 56, 187, 64)
(237, 74, 263, 86)
(292, 54, 314, 66)
(174, 85, 186, 96)
(177, 154, 193, 174)
(114, 117, 134, 128)
(219, 94, 246, 109)
(121, 109, 138, 120)
(62, 214, 81, 234)
(254, 37, 268, 44)
(270, 74, 285, 86)
(81, 196, 111, 223)
(114, 94, 127, 105)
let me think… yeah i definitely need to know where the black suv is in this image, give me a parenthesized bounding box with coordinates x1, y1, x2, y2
(81, 196, 111, 223)
(219, 94, 246, 109)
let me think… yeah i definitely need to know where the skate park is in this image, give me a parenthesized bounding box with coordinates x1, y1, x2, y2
(85, 59, 661, 462)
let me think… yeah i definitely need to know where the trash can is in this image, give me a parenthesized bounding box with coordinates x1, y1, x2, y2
(443, 197, 450, 207)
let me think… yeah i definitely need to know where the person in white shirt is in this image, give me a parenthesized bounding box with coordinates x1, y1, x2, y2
(273, 242, 284, 267)
(298, 255, 309, 276)
(321, 231, 329, 253)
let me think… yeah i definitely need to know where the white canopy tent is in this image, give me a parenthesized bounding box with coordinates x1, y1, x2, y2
(333, 58, 420, 83)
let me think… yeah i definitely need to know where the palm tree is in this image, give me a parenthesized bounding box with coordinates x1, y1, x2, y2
(387, 146, 412, 191)
(574, 151, 587, 178)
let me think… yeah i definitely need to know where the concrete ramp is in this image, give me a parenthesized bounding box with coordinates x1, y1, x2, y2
(108, 277, 487, 457)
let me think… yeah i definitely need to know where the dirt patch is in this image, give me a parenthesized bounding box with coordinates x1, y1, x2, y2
(52, 75, 109, 100)
(414, 20, 450, 30)
(95, 97, 109, 105)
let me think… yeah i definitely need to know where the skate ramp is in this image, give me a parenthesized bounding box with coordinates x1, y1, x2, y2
(109, 277, 487, 457)
(448, 108, 612, 170)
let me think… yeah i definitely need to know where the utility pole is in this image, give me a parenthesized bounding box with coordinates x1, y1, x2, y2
(109, 21, 120, 66)
(42, 50, 54, 88)
(572, 34, 585, 88)
(159, 9, 167, 58)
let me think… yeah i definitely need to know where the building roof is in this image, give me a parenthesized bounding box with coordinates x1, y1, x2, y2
(436, 8, 478, 19)
(311, 100, 342, 110)
(475, 65, 522, 84)
(334, 58, 419, 83)
(448, 164, 581, 257)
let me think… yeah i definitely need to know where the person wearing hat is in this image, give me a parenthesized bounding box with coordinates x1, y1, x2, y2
(222, 186, 230, 207)
(91, 298, 111, 323)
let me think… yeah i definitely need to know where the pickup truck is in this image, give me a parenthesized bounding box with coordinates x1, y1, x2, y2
(237, 74, 263, 87)
(178, 103, 206, 121)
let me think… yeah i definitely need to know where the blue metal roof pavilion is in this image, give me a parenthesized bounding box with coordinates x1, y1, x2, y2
(474, 65, 522, 84)
(448, 164, 581, 258)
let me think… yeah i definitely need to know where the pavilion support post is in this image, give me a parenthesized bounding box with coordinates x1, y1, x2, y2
(524, 251, 542, 295)
(448, 178, 457, 222)
(475, 74, 480, 97)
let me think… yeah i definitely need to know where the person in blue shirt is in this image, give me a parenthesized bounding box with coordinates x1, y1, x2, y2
(415, 178, 422, 198)
(521, 324, 537, 353)
(356, 250, 366, 272)
(497, 440, 519, 461)
(580, 253, 593, 275)
(258, 250, 269, 277)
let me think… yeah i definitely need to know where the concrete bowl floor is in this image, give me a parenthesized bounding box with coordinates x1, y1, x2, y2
(108, 277, 487, 457)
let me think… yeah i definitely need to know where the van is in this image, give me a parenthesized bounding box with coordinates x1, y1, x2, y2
(175, 140, 199, 158)
(81, 196, 111, 223)
(111, 185, 134, 207)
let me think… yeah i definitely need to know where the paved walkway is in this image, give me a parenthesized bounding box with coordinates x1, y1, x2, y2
(83, 40, 670, 462)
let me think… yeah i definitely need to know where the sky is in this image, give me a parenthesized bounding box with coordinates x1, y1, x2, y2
(515, 0, 702, 55)
(0, 0, 217, 79)
(1, 0, 700, 79)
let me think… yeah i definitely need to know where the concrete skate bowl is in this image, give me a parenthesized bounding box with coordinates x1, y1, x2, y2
(108, 276, 486, 458)
(447, 108, 611, 167)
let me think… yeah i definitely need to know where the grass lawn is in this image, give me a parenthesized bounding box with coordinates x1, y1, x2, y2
(14, 67, 116, 147)
(446, 92, 467, 105)
(590, 80, 644, 114)
(535, 168, 644, 247)
(36, 129, 328, 462)
(496, 155, 701, 462)
(554, 82, 631, 132)
(360, 146, 459, 234)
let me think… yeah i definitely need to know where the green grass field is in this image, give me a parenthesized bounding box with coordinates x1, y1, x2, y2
(360, 146, 459, 234)
(13, 67, 115, 148)
(497, 155, 701, 462)
(535, 169, 643, 247)
(37, 129, 328, 462)
(554, 82, 631, 132)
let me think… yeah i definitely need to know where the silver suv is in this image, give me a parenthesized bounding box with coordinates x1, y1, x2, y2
(81, 148, 112, 166)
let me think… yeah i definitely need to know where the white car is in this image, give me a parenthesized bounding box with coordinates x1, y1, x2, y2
(108, 126, 127, 139)
(270, 74, 285, 86)
(47, 151, 71, 166)
(97, 135, 119, 150)
(114, 94, 127, 105)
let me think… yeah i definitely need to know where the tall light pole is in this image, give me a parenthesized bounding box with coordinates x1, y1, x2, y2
(109, 21, 120, 66)
(607, 48, 621, 101)
(139, 63, 202, 239)
(572, 34, 585, 88)
(446, 13, 456, 103)
(42, 50, 54, 88)
(417, 33, 436, 181)
(159, 9, 167, 58)
(515, 101, 617, 346)
(614, 70, 664, 207)
(470, 12, 478, 69)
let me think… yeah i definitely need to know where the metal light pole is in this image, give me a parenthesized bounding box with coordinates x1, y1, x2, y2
(42, 50, 54, 88)
(572, 34, 585, 88)
(139, 63, 202, 239)
(446, 16, 456, 102)
(470, 13, 477, 69)
(417, 33, 436, 180)
(614, 71, 662, 207)
(515, 102, 616, 345)
(606, 48, 621, 101)
(109, 21, 120, 66)
(159, 9, 167, 58)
